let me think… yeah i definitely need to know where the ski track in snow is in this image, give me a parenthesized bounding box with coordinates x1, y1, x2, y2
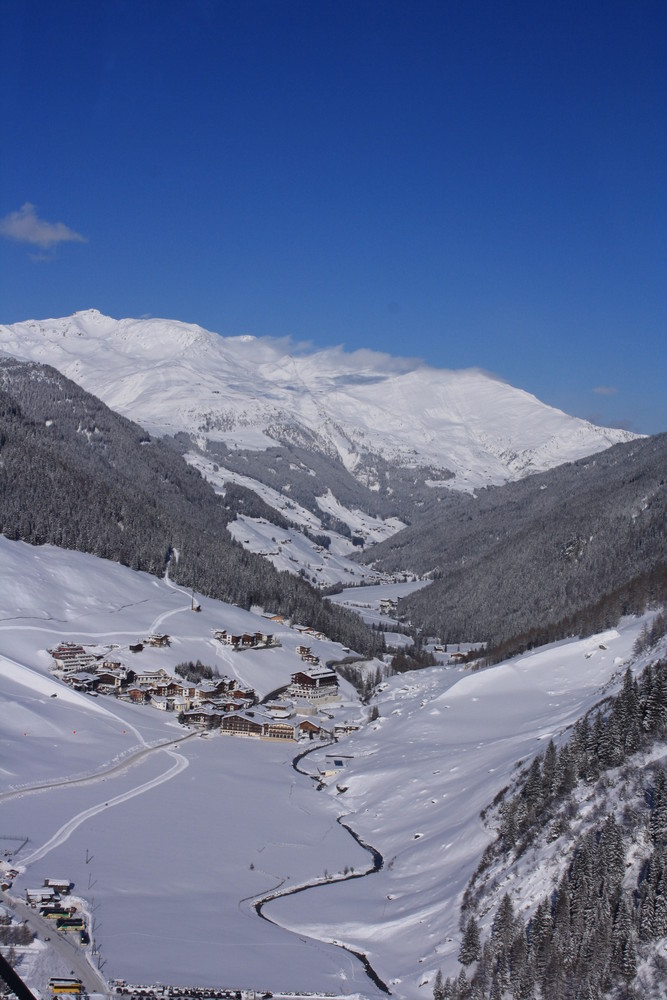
(19, 746, 189, 868)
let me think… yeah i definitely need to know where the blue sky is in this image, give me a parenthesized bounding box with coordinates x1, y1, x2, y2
(1, 1, 665, 433)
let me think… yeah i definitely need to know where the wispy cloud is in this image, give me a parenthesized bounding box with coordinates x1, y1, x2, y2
(593, 385, 618, 396)
(0, 203, 87, 249)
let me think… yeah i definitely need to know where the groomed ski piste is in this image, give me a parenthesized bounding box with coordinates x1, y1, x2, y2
(0, 535, 656, 998)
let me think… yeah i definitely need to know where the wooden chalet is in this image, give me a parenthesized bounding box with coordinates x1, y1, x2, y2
(262, 719, 296, 740)
(183, 707, 222, 728)
(220, 711, 263, 738)
(145, 634, 170, 647)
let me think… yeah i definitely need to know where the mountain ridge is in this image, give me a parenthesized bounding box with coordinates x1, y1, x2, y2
(0, 309, 636, 498)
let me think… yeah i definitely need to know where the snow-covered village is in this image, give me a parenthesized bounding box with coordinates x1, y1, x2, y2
(2, 4, 667, 997)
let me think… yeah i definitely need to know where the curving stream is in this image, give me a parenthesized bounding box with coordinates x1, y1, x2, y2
(253, 743, 391, 995)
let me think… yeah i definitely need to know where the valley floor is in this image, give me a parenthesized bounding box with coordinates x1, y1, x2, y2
(0, 537, 658, 999)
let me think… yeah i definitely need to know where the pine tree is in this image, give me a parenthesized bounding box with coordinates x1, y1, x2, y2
(458, 916, 481, 966)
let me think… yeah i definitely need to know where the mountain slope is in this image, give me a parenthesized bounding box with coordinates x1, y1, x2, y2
(0, 310, 635, 506)
(0, 355, 378, 655)
(362, 433, 667, 646)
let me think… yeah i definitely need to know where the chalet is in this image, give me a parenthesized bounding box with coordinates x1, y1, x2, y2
(207, 698, 246, 713)
(133, 667, 170, 686)
(129, 642, 144, 653)
(124, 687, 148, 704)
(171, 694, 190, 713)
(264, 700, 294, 719)
(96, 670, 124, 690)
(220, 711, 263, 738)
(151, 695, 169, 711)
(298, 719, 322, 737)
(214, 629, 237, 646)
(262, 719, 296, 740)
(26, 888, 59, 906)
(296, 644, 312, 657)
(44, 878, 71, 894)
(183, 707, 222, 728)
(197, 677, 235, 699)
(334, 723, 361, 737)
(62, 671, 99, 692)
(288, 666, 339, 702)
(379, 598, 398, 615)
(145, 634, 170, 647)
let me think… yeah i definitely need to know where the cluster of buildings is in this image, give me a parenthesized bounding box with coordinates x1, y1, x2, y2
(50, 640, 257, 713)
(213, 629, 277, 650)
(183, 660, 342, 740)
(49, 634, 354, 744)
(25, 878, 90, 943)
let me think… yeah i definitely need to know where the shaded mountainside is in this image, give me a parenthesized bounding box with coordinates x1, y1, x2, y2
(360, 434, 667, 647)
(0, 356, 378, 655)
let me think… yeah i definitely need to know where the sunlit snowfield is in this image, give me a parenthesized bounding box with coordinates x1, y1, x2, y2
(0, 536, 647, 997)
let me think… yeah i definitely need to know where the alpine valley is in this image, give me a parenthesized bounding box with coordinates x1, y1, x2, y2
(0, 311, 666, 1000)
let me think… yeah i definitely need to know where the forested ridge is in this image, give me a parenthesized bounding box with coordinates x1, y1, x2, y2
(360, 434, 667, 647)
(438, 648, 667, 999)
(0, 356, 378, 655)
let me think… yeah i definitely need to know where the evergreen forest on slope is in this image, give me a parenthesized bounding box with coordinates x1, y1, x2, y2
(0, 355, 378, 656)
(359, 434, 667, 650)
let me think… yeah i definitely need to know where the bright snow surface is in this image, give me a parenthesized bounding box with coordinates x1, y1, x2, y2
(0, 536, 651, 997)
(0, 309, 636, 491)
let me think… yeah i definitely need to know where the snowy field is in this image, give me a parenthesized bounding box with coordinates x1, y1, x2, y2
(0, 536, 652, 998)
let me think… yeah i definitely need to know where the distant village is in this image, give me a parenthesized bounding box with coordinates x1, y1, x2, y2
(48, 620, 360, 744)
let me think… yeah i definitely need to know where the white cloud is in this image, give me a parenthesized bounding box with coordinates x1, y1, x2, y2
(0, 202, 87, 249)
(593, 385, 618, 396)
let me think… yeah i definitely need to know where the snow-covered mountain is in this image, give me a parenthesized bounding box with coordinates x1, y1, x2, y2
(0, 309, 635, 495)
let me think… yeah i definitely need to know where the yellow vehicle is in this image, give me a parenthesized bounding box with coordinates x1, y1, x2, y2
(49, 978, 84, 994)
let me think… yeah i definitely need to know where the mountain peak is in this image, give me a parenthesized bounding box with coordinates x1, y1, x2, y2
(0, 312, 638, 492)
